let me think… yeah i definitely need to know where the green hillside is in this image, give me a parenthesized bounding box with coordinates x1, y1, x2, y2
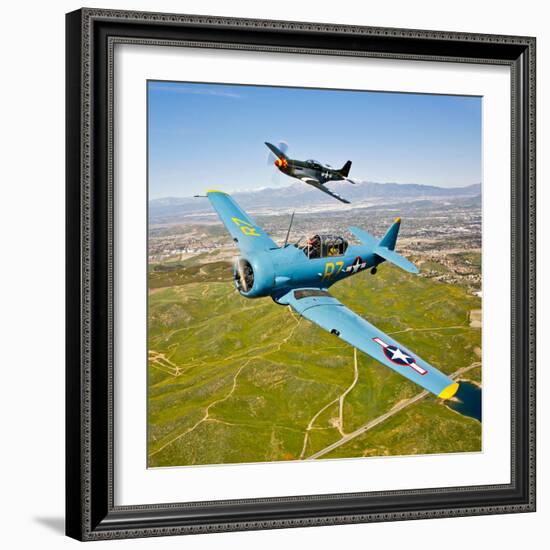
(147, 257, 481, 467)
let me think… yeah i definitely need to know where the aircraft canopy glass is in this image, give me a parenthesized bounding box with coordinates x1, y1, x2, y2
(298, 234, 348, 259)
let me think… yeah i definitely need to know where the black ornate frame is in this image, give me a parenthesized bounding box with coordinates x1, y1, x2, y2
(66, 8, 536, 541)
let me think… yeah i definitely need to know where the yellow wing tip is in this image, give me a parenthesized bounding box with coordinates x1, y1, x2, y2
(394, 217, 402, 224)
(206, 189, 227, 194)
(438, 382, 459, 400)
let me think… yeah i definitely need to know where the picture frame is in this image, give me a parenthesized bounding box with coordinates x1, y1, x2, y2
(65, 7, 536, 541)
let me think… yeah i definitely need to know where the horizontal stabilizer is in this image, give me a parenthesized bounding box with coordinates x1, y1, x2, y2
(348, 226, 378, 248)
(374, 246, 419, 274)
(350, 220, 417, 273)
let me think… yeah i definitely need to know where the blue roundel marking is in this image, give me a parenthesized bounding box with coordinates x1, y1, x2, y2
(383, 345, 415, 366)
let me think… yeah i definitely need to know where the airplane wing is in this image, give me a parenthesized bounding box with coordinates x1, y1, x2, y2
(300, 177, 351, 204)
(277, 288, 459, 399)
(206, 190, 277, 254)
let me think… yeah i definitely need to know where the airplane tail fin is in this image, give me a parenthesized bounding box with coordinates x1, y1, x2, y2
(349, 219, 419, 274)
(349, 221, 401, 250)
(339, 160, 352, 177)
(376, 218, 418, 273)
(379, 217, 401, 251)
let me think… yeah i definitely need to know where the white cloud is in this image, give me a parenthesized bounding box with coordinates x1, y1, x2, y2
(149, 84, 243, 99)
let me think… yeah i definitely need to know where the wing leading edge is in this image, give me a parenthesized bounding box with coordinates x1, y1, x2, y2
(302, 178, 350, 204)
(206, 190, 277, 254)
(278, 288, 459, 399)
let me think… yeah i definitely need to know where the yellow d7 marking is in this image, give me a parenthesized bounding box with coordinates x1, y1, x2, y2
(232, 217, 260, 237)
(323, 261, 344, 280)
(323, 262, 334, 280)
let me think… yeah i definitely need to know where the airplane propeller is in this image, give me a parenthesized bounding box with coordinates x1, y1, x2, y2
(266, 140, 289, 165)
(234, 257, 254, 293)
(267, 141, 289, 184)
(234, 258, 248, 293)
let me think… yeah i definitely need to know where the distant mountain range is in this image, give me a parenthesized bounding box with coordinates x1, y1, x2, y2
(149, 181, 481, 223)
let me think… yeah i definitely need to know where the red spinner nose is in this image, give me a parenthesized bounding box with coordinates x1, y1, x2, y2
(275, 158, 288, 168)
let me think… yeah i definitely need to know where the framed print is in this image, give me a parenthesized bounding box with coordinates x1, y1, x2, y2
(65, 8, 536, 541)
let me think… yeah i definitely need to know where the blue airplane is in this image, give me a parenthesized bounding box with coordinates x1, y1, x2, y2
(206, 190, 459, 400)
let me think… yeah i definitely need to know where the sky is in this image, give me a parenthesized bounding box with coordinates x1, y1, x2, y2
(148, 80, 481, 199)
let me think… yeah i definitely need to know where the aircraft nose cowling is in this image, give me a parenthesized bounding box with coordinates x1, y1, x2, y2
(234, 254, 275, 298)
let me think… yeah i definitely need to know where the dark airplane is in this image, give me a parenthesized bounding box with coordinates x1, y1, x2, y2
(265, 142, 356, 204)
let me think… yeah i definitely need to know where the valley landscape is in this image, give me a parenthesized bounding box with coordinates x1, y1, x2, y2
(147, 181, 482, 468)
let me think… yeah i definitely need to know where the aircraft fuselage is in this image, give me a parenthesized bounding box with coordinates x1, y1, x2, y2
(276, 158, 346, 185)
(234, 243, 382, 301)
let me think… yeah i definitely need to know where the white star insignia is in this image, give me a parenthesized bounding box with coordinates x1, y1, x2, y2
(389, 347, 411, 363)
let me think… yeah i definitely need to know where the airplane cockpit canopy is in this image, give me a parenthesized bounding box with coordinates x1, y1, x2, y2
(298, 234, 349, 259)
(305, 159, 322, 168)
